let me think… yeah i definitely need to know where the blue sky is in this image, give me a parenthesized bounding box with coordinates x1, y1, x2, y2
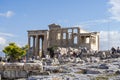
(0, 0, 120, 52)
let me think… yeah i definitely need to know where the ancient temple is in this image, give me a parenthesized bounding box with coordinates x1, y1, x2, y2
(27, 24, 99, 58)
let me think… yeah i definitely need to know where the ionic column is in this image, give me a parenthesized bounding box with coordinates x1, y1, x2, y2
(66, 32, 68, 45)
(33, 36, 35, 56)
(28, 36, 31, 58)
(77, 28, 80, 46)
(38, 37, 40, 57)
(97, 35, 99, 51)
(35, 35, 39, 58)
(28, 36, 31, 49)
(42, 38, 44, 57)
(72, 29, 74, 45)
(60, 31, 63, 47)
(89, 36, 92, 49)
(79, 35, 81, 45)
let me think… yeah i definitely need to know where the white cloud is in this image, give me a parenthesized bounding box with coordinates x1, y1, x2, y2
(0, 32, 15, 37)
(77, 0, 120, 27)
(17, 43, 25, 47)
(0, 37, 6, 46)
(0, 32, 15, 51)
(78, 19, 112, 28)
(0, 37, 7, 51)
(0, 11, 14, 18)
(100, 31, 120, 50)
(108, 0, 120, 21)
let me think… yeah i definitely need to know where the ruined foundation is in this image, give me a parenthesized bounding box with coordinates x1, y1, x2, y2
(0, 63, 43, 79)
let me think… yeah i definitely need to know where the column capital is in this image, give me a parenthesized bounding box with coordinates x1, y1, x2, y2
(28, 35, 31, 37)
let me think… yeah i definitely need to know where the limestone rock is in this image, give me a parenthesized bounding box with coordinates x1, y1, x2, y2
(98, 64, 109, 69)
(115, 70, 120, 75)
(3, 70, 27, 79)
(0, 63, 4, 70)
(86, 70, 101, 74)
(24, 63, 43, 71)
(4, 63, 24, 70)
(52, 58, 60, 66)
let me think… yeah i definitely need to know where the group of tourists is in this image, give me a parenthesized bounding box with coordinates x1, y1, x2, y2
(111, 46, 120, 54)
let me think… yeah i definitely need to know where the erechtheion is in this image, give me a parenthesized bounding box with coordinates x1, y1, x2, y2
(27, 23, 99, 57)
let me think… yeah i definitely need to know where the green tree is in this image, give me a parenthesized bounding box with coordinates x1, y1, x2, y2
(21, 44, 29, 52)
(3, 43, 26, 62)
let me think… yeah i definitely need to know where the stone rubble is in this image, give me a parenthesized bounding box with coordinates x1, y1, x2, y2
(27, 57, 120, 80)
(28, 47, 120, 80)
(1, 47, 120, 80)
(0, 63, 43, 79)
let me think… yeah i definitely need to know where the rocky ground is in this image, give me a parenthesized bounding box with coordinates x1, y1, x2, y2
(27, 57, 120, 80)
(1, 47, 120, 80)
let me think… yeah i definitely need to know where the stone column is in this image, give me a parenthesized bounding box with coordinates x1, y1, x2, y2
(72, 29, 74, 45)
(66, 32, 68, 45)
(38, 37, 40, 57)
(77, 28, 80, 47)
(42, 37, 44, 56)
(28, 36, 31, 58)
(60, 31, 63, 47)
(35, 35, 39, 58)
(28, 36, 31, 49)
(79, 35, 81, 45)
(89, 36, 92, 50)
(33, 36, 35, 56)
(97, 35, 99, 51)
(44, 34, 47, 51)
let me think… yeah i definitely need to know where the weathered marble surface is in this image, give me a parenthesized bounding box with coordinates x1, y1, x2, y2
(28, 58, 120, 80)
(1, 58, 120, 80)
(0, 63, 43, 79)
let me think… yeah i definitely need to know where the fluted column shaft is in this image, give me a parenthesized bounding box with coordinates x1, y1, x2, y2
(33, 36, 35, 56)
(35, 35, 39, 58)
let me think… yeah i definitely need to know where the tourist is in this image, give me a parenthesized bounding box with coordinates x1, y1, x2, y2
(111, 47, 116, 54)
(117, 47, 120, 53)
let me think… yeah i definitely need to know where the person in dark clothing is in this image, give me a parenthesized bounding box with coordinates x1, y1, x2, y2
(117, 47, 120, 53)
(111, 47, 116, 54)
